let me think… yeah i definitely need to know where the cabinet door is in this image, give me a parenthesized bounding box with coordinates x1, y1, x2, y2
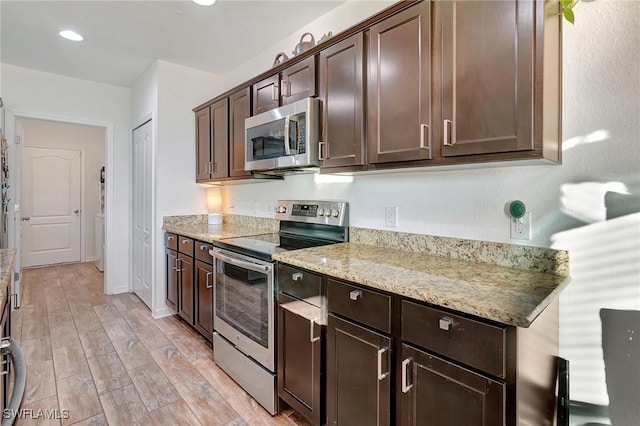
(438, 0, 534, 156)
(210, 98, 229, 179)
(327, 314, 391, 426)
(165, 248, 178, 309)
(282, 56, 317, 105)
(319, 33, 365, 168)
(368, 2, 432, 164)
(229, 88, 251, 178)
(195, 260, 213, 339)
(277, 293, 324, 425)
(195, 107, 212, 181)
(398, 343, 504, 426)
(178, 253, 194, 325)
(253, 74, 280, 115)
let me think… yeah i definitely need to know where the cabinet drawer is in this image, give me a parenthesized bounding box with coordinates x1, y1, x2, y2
(328, 279, 391, 334)
(178, 236, 194, 256)
(278, 264, 323, 306)
(195, 241, 214, 264)
(401, 300, 506, 378)
(165, 233, 178, 251)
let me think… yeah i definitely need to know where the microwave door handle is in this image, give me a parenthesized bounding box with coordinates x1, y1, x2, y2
(284, 115, 292, 155)
(213, 250, 272, 273)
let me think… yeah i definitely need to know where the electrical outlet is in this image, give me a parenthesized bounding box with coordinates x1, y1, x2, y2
(385, 206, 398, 228)
(510, 212, 532, 240)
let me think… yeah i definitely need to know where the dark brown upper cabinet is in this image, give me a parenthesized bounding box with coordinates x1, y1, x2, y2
(253, 56, 317, 115)
(195, 98, 229, 182)
(437, 0, 535, 157)
(229, 87, 251, 178)
(318, 32, 366, 169)
(367, 1, 433, 165)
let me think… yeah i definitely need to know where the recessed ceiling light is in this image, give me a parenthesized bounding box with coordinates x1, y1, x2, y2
(59, 30, 83, 42)
(192, 0, 216, 6)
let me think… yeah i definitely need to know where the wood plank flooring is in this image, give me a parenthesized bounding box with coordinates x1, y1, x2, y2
(13, 263, 311, 426)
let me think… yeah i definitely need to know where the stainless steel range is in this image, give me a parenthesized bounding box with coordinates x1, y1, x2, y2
(210, 200, 348, 415)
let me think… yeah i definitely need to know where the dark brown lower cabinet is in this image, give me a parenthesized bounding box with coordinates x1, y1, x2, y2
(194, 260, 213, 339)
(326, 314, 391, 426)
(398, 343, 504, 426)
(177, 253, 194, 324)
(277, 293, 324, 425)
(165, 248, 178, 309)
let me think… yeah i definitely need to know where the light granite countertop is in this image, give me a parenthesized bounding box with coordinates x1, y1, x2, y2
(0, 249, 16, 310)
(273, 243, 570, 328)
(162, 223, 273, 243)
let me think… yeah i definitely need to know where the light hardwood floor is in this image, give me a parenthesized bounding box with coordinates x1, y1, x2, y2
(12, 262, 311, 426)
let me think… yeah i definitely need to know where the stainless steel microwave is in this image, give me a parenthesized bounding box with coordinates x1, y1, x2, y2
(245, 97, 321, 172)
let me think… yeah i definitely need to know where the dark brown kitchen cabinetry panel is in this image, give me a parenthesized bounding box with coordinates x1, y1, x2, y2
(195, 260, 213, 339)
(278, 293, 324, 425)
(398, 343, 505, 426)
(318, 33, 365, 169)
(326, 313, 391, 426)
(367, 1, 433, 165)
(195, 107, 212, 181)
(177, 252, 194, 325)
(437, 0, 535, 157)
(253, 57, 317, 115)
(229, 88, 251, 178)
(253, 74, 280, 115)
(165, 247, 178, 309)
(281, 56, 317, 105)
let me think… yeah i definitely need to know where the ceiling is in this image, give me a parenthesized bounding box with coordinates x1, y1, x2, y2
(1, 0, 344, 87)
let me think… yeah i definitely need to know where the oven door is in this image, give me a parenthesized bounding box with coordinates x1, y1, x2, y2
(212, 248, 275, 372)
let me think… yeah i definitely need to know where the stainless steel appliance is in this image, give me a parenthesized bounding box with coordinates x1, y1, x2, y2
(211, 200, 348, 415)
(244, 98, 321, 172)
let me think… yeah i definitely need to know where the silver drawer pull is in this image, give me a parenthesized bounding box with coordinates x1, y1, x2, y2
(200, 245, 208, 251)
(167, 236, 174, 241)
(349, 290, 362, 301)
(292, 272, 303, 281)
(402, 358, 413, 393)
(206, 272, 213, 289)
(377, 347, 389, 380)
(310, 318, 320, 343)
(439, 317, 453, 331)
(182, 240, 190, 244)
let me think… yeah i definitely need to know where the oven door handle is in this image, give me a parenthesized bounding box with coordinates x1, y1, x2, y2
(212, 250, 273, 273)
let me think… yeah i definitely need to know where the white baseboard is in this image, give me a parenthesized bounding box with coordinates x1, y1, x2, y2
(152, 307, 175, 319)
(111, 285, 130, 295)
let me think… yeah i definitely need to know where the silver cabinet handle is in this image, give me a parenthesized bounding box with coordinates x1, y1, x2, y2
(206, 271, 213, 289)
(310, 318, 320, 343)
(443, 119, 455, 146)
(318, 141, 326, 161)
(167, 236, 175, 241)
(292, 272, 303, 281)
(281, 79, 291, 97)
(200, 245, 208, 251)
(439, 317, 453, 331)
(377, 347, 389, 380)
(207, 161, 212, 175)
(174, 258, 183, 272)
(21, 217, 30, 221)
(420, 123, 430, 149)
(349, 290, 362, 301)
(182, 239, 190, 245)
(402, 358, 413, 393)
(271, 85, 279, 101)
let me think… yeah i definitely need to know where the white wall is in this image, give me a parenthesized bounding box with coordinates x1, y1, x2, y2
(224, 0, 640, 250)
(1, 63, 131, 294)
(20, 118, 105, 260)
(131, 59, 224, 317)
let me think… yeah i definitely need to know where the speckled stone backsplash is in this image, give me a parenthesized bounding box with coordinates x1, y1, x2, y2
(163, 214, 279, 232)
(350, 227, 569, 276)
(222, 214, 279, 232)
(162, 215, 207, 227)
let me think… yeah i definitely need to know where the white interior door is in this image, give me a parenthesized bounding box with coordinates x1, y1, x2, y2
(132, 120, 153, 308)
(21, 147, 81, 267)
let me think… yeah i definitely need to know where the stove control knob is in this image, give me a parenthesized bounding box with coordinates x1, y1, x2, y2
(331, 209, 340, 218)
(317, 208, 325, 216)
(276, 206, 287, 214)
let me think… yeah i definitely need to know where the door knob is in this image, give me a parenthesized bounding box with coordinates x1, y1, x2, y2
(21, 217, 30, 221)
(74, 209, 80, 214)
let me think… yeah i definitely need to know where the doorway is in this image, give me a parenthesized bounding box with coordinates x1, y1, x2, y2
(18, 118, 106, 269)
